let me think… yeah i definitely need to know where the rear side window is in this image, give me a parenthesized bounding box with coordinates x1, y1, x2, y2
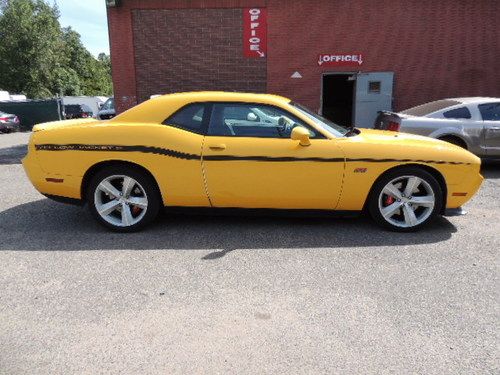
(478, 103, 500, 121)
(164, 103, 206, 134)
(401, 99, 461, 116)
(443, 107, 471, 119)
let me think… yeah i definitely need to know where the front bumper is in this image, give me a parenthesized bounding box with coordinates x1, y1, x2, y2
(0, 122, 19, 132)
(446, 172, 484, 209)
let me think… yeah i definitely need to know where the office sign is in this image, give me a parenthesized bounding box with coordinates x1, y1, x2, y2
(243, 8, 267, 58)
(318, 53, 363, 66)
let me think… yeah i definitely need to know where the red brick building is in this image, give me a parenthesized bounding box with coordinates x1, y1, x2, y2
(107, 0, 500, 127)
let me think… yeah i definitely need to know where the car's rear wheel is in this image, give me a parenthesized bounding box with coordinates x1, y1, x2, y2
(87, 166, 161, 232)
(368, 167, 443, 232)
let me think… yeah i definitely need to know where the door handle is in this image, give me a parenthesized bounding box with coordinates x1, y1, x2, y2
(209, 144, 226, 150)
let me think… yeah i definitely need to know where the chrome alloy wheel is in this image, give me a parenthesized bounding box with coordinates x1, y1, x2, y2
(378, 175, 435, 228)
(93, 175, 148, 227)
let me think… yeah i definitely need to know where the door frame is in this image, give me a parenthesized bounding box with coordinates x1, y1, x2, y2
(319, 71, 358, 124)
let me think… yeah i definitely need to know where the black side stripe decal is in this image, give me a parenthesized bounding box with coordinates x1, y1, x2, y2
(203, 155, 344, 162)
(34, 144, 471, 165)
(35, 144, 199, 160)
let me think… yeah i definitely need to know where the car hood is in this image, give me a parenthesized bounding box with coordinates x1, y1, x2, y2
(357, 128, 445, 145)
(350, 128, 480, 165)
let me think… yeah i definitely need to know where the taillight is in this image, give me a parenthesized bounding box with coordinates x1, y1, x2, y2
(82, 113, 88, 118)
(0, 117, 8, 123)
(387, 121, 401, 132)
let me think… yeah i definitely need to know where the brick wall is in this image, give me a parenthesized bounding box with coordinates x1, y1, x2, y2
(108, 0, 500, 114)
(132, 8, 266, 103)
(266, 0, 500, 112)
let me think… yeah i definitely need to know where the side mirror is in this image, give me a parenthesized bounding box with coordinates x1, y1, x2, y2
(291, 126, 311, 146)
(247, 112, 258, 122)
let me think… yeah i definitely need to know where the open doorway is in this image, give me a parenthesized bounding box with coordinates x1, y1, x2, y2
(321, 73, 355, 127)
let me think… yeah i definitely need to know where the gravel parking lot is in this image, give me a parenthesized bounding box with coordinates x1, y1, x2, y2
(0, 132, 498, 374)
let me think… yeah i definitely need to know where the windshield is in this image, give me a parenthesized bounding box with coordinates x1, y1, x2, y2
(289, 102, 348, 137)
(102, 98, 114, 111)
(401, 99, 461, 116)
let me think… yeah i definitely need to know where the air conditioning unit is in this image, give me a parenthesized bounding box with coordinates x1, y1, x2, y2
(106, 0, 121, 7)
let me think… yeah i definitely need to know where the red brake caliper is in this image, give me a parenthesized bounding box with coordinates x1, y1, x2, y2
(385, 196, 395, 205)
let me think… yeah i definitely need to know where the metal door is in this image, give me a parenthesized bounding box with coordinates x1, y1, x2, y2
(484, 121, 500, 156)
(354, 72, 394, 128)
(480, 102, 500, 156)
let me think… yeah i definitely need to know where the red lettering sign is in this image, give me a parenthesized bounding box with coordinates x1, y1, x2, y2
(243, 8, 267, 58)
(318, 53, 364, 67)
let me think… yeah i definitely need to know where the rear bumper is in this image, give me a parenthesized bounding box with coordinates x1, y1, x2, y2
(0, 122, 19, 132)
(22, 152, 82, 200)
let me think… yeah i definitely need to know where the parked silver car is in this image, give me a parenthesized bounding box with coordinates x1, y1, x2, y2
(374, 97, 500, 159)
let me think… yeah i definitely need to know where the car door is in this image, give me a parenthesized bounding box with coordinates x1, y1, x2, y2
(201, 102, 345, 209)
(479, 102, 500, 156)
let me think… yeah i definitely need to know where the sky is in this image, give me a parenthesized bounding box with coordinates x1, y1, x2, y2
(56, 0, 110, 57)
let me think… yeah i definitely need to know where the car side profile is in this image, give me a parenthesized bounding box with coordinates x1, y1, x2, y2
(23, 92, 483, 232)
(374, 97, 500, 159)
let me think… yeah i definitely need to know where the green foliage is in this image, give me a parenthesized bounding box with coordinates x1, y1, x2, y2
(0, 0, 112, 98)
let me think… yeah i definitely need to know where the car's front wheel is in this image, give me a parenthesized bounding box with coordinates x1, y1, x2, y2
(87, 166, 161, 232)
(368, 167, 443, 231)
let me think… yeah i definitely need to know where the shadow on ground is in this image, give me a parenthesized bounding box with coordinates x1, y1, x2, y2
(0, 198, 457, 253)
(0, 144, 27, 165)
(481, 161, 500, 179)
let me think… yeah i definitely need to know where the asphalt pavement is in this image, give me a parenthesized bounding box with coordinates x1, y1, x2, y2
(0, 132, 498, 374)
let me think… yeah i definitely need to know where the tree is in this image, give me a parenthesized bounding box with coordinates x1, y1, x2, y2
(0, 0, 112, 98)
(0, 0, 65, 97)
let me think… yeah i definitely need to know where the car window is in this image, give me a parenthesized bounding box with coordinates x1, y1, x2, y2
(81, 104, 92, 112)
(164, 103, 206, 134)
(208, 103, 320, 138)
(478, 103, 500, 121)
(102, 98, 114, 111)
(443, 107, 471, 119)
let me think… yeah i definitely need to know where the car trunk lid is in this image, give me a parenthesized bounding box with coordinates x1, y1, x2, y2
(32, 118, 97, 132)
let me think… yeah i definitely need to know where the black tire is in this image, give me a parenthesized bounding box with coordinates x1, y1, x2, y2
(87, 165, 161, 232)
(439, 136, 467, 149)
(368, 167, 443, 232)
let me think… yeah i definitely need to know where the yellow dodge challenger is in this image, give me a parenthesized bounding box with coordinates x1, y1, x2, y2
(23, 92, 483, 232)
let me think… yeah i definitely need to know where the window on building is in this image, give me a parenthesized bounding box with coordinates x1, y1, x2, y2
(478, 103, 500, 121)
(208, 103, 319, 138)
(368, 81, 381, 94)
(164, 103, 206, 133)
(443, 107, 472, 119)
